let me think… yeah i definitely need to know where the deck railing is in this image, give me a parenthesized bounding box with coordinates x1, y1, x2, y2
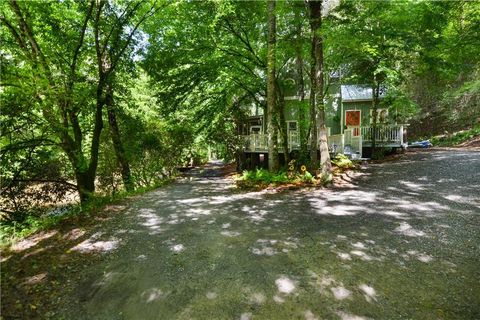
(242, 124, 403, 153)
(328, 134, 344, 153)
(288, 131, 300, 150)
(361, 125, 403, 144)
(245, 133, 268, 151)
(243, 131, 300, 152)
(344, 129, 362, 155)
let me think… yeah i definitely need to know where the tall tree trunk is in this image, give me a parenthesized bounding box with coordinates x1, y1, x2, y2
(69, 76, 105, 206)
(75, 170, 95, 204)
(295, 10, 308, 163)
(63, 142, 95, 205)
(73, 76, 105, 205)
(309, 65, 317, 167)
(371, 77, 380, 158)
(309, 0, 332, 182)
(267, 0, 279, 172)
(308, 7, 318, 167)
(63, 125, 101, 205)
(276, 80, 289, 164)
(105, 81, 134, 192)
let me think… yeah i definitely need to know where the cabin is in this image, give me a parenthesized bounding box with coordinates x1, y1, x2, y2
(238, 83, 407, 167)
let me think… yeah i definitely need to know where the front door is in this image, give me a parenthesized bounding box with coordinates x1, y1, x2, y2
(345, 110, 361, 136)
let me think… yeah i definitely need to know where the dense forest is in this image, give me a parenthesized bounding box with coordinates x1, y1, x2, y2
(1, 0, 479, 236)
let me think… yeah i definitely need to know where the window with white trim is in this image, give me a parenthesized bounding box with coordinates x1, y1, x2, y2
(287, 121, 297, 131)
(370, 109, 388, 124)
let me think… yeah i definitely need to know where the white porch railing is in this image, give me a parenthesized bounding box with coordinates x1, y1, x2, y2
(288, 131, 300, 151)
(245, 133, 268, 151)
(344, 128, 362, 156)
(361, 125, 404, 144)
(242, 124, 403, 153)
(243, 132, 300, 152)
(328, 134, 344, 153)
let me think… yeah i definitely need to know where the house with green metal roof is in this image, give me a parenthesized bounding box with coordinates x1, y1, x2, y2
(239, 83, 406, 165)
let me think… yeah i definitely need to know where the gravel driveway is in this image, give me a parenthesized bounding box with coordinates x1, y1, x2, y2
(3, 150, 480, 319)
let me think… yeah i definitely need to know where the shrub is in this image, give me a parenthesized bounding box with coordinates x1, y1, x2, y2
(300, 171, 314, 183)
(237, 167, 316, 189)
(237, 168, 290, 187)
(331, 154, 355, 169)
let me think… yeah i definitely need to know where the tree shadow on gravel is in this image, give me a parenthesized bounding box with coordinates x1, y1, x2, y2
(2, 152, 479, 319)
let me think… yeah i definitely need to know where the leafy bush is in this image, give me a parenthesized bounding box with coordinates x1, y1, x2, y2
(331, 154, 355, 169)
(300, 171, 314, 183)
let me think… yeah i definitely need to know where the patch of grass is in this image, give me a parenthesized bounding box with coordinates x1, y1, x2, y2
(430, 125, 480, 147)
(0, 178, 174, 247)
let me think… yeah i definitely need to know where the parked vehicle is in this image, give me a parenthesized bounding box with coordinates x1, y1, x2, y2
(408, 140, 432, 148)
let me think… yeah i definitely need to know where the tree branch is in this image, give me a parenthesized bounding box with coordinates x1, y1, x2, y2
(223, 18, 266, 68)
(108, 1, 164, 76)
(100, 0, 137, 56)
(0, 15, 28, 53)
(70, 1, 94, 80)
(9, 0, 53, 83)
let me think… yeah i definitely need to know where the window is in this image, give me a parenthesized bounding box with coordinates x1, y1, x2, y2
(250, 125, 261, 134)
(370, 109, 388, 124)
(288, 121, 297, 131)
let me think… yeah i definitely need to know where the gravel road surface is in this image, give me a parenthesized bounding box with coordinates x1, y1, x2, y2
(3, 150, 479, 319)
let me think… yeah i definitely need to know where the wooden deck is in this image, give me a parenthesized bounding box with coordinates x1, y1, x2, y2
(241, 125, 404, 158)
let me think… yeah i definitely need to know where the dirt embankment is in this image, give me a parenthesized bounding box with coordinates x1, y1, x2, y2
(458, 135, 480, 148)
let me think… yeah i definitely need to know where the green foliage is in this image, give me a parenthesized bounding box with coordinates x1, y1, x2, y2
(237, 163, 319, 189)
(430, 125, 480, 147)
(0, 206, 81, 247)
(0, 1, 197, 230)
(0, 178, 174, 246)
(240, 169, 289, 185)
(404, 1, 480, 136)
(327, 0, 479, 137)
(300, 170, 314, 183)
(384, 89, 420, 124)
(331, 154, 355, 170)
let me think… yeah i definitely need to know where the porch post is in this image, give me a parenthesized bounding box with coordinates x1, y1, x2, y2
(340, 96, 344, 134)
(400, 125, 404, 145)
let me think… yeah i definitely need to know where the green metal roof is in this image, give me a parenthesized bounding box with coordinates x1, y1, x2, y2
(341, 85, 385, 102)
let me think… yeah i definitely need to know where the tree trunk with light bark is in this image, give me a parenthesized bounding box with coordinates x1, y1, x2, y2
(308, 0, 332, 182)
(267, 0, 279, 172)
